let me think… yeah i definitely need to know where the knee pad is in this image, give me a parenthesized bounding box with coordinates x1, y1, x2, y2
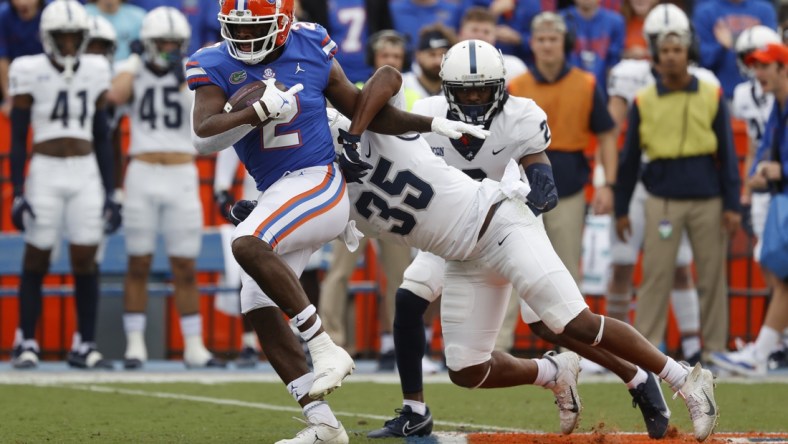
(399, 253, 444, 302)
(444, 343, 490, 372)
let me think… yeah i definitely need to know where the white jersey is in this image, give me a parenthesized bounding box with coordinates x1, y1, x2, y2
(348, 130, 504, 261)
(607, 59, 720, 105)
(732, 79, 774, 144)
(412, 95, 550, 182)
(8, 54, 111, 143)
(117, 60, 195, 155)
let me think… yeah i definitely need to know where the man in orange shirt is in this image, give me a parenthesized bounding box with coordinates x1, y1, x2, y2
(509, 11, 618, 285)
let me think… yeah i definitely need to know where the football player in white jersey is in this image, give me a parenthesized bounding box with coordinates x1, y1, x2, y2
(233, 65, 721, 442)
(108, 7, 223, 369)
(9, 0, 119, 370)
(366, 40, 668, 440)
(605, 3, 716, 365)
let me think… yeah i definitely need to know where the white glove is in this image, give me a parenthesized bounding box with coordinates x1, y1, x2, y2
(430, 117, 491, 140)
(255, 78, 304, 121)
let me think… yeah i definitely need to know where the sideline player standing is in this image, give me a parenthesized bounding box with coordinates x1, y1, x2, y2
(109, 6, 224, 369)
(10, 0, 120, 369)
(186, 0, 488, 441)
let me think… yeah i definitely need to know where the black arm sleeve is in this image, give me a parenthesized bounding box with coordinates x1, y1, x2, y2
(10, 107, 31, 196)
(93, 107, 114, 195)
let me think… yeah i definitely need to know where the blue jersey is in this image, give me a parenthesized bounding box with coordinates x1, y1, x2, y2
(187, 23, 338, 192)
(327, 0, 371, 83)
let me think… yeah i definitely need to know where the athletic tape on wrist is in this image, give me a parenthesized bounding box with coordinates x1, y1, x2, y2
(252, 101, 268, 123)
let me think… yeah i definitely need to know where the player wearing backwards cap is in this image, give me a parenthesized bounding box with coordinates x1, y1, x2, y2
(711, 40, 788, 377)
(185, 0, 487, 441)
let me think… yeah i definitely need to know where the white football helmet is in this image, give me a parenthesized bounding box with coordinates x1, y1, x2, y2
(86, 15, 117, 60)
(140, 6, 191, 69)
(40, 0, 90, 68)
(643, 4, 692, 59)
(440, 40, 507, 125)
(735, 25, 781, 74)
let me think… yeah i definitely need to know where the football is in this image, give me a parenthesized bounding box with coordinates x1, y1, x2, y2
(223, 80, 287, 114)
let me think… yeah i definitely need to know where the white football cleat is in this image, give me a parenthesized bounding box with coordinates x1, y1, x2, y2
(710, 343, 767, 377)
(307, 332, 355, 398)
(675, 363, 718, 442)
(543, 351, 582, 434)
(275, 419, 348, 444)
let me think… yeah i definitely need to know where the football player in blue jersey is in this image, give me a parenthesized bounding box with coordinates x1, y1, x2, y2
(186, 0, 487, 441)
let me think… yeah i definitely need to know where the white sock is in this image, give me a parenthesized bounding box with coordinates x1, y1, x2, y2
(71, 332, 82, 351)
(625, 367, 649, 389)
(123, 313, 146, 333)
(754, 326, 780, 361)
(782, 328, 788, 349)
(241, 331, 258, 349)
(659, 358, 689, 392)
(380, 333, 394, 354)
(533, 358, 558, 387)
(671, 288, 700, 333)
(681, 335, 702, 360)
(303, 401, 339, 428)
(180, 314, 202, 338)
(403, 399, 427, 416)
(21, 339, 40, 352)
(424, 327, 433, 344)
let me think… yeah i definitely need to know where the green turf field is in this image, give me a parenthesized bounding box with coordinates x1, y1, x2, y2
(1, 379, 786, 443)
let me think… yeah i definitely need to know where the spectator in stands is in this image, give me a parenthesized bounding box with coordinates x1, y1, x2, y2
(614, 21, 741, 358)
(620, 0, 658, 59)
(390, 0, 463, 56)
(125, 0, 221, 55)
(0, 0, 44, 116)
(10, 0, 120, 370)
(108, 7, 224, 369)
(85, 0, 146, 61)
(458, 6, 527, 83)
(508, 12, 618, 286)
(319, 30, 415, 371)
(692, 0, 777, 99)
(459, 0, 542, 66)
(298, 0, 392, 84)
(711, 41, 788, 376)
(561, 0, 626, 92)
(403, 24, 457, 100)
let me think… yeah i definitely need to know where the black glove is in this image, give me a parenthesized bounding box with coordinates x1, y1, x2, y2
(214, 190, 235, 222)
(103, 198, 122, 234)
(336, 128, 373, 183)
(129, 39, 144, 56)
(11, 195, 35, 231)
(229, 199, 257, 226)
(526, 168, 559, 216)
